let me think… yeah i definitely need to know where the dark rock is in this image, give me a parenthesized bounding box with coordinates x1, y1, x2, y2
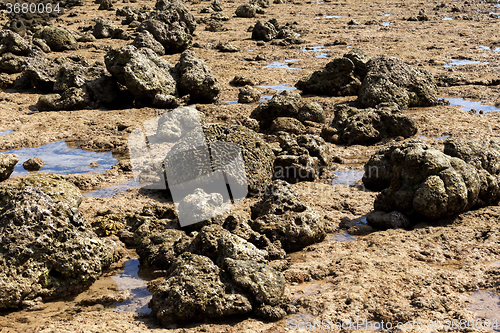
(131, 30, 165, 55)
(254, 304, 287, 320)
(98, 0, 113, 10)
(0, 30, 31, 56)
(250, 0, 270, 8)
(93, 18, 119, 39)
(105, 45, 177, 101)
(230, 75, 255, 86)
(235, 4, 257, 18)
(0, 187, 114, 309)
(36, 87, 90, 111)
(32, 39, 51, 53)
(295, 53, 365, 96)
(215, 41, 239, 52)
(22, 157, 45, 171)
(250, 181, 325, 250)
(0, 154, 18, 181)
(211, 12, 230, 21)
(238, 85, 261, 103)
(33, 26, 77, 52)
(176, 49, 221, 103)
(211, 0, 223, 11)
(297, 102, 326, 123)
(252, 20, 278, 41)
(327, 103, 418, 145)
(0, 53, 26, 74)
(205, 20, 227, 32)
(149, 252, 252, 325)
(358, 56, 438, 108)
(273, 153, 318, 182)
(417, 9, 429, 21)
(6, 20, 26, 37)
(250, 90, 302, 128)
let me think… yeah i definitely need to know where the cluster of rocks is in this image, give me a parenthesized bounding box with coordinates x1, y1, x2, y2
(117, 180, 325, 324)
(362, 139, 500, 228)
(295, 48, 438, 144)
(273, 132, 336, 183)
(296, 48, 438, 109)
(250, 90, 326, 133)
(251, 19, 302, 45)
(0, 174, 117, 309)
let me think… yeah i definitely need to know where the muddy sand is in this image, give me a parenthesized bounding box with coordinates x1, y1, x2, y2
(1, 0, 500, 331)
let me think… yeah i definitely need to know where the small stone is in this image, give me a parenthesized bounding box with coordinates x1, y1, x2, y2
(22, 157, 45, 171)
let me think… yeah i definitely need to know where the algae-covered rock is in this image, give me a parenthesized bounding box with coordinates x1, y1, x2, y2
(328, 103, 418, 145)
(225, 258, 285, 306)
(295, 48, 370, 96)
(105, 44, 177, 101)
(176, 49, 221, 103)
(19, 173, 83, 208)
(0, 187, 113, 309)
(149, 252, 252, 325)
(297, 102, 326, 123)
(238, 85, 261, 103)
(250, 180, 325, 251)
(252, 20, 278, 41)
(443, 139, 500, 206)
(131, 30, 165, 56)
(358, 56, 438, 108)
(34, 26, 77, 52)
(164, 124, 275, 195)
(0, 153, 18, 181)
(363, 140, 482, 220)
(235, 4, 257, 17)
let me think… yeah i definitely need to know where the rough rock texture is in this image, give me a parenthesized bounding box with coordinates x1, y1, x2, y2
(363, 140, 483, 220)
(0, 30, 31, 56)
(326, 103, 418, 145)
(22, 157, 45, 171)
(130, 30, 165, 56)
(0, 153, 18, 181)
(252, 20, 278, 41)
(176, 49, 221, 103)
(33, 26, 77, 52)
(297, 102, 326, 123)
(250, 180, 326, 251)
(105, 45, 177, 102)
(250, 90, 302, 129)
(238, 85, 261, 103)
(93, 18, 118, 39)
(270, 117, 306, 134)
(149, 252, 252, 325)
(164, 124, 275, 195)
(443, 139, 500, 207)
(225, 258, 284, 306)
(358, 55, 438, 108)
(366, 210, 411, 230)
(235, 4, 257, 18)
(0, 187, 114, 309)
(18, 173, 83, 208)
(138, 2, 196, 53)
(177, 189, 229, 227)
(0, 53, 27, 74)
(295, 48, 370, 96)
(36, 87, 90, 111)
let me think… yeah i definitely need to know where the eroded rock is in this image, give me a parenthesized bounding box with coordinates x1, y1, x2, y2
(0, 153, 18, 181)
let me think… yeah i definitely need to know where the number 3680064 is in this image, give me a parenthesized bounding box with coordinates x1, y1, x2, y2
(3, 2, 60, 14)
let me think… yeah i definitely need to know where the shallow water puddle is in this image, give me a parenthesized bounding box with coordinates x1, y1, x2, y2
(0, 130, 13, 135)
(259, 84, 297, 91)
(418, 134, 450, 140)
(112, 258, 153, 314)
(442, 17, 454, 20)
(445, 97, 500, 113)
(3, 141, 119, 176)
(315, 15, 342, 19)
(381, 13, 391, 16)
(260, 95, 273, 102)
(445, 59, 489, 67)
(381, 22, 393, 26)
(479, 45, 500, 52)
(467, 290, 500, 331)
(222, 100, 238, 104)
(331, 170, 364, 185)
(83, 178, 142, 198)
(302, 45, 330, 58)
(263, 59, 302, 69)
(330, 232, 357, 242)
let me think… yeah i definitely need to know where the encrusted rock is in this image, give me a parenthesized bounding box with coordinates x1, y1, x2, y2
(238, 85, 261, 103)
(105, 45, 177, 102)
(0, 187, 114, 309)
(149, 252, 252, 325)
(0, 30, 31, 56)
(358, 56, 438, 108)
(296, 102, 326, 123)
(93, 18, 118, 39)
(34, 26, 77, 52)
(252, 20, 278, 41)
(250, 90, 302, 129)
(130, 30, 165, 55)
(270, 117, 306, 134)
(176, 49, 221, 103)
(22, 157, 45, 172)
(19, 173, 83, 208)
(0, 153, 18, 181)
(235, 4, 258, 18)
(326, 103, 418, 145)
